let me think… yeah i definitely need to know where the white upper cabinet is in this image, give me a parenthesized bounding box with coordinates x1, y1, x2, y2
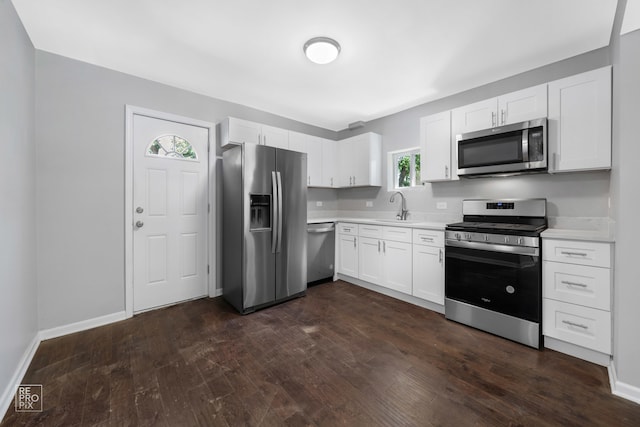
(452, 98, 497, 135)
(498, 84, 547, 125)
(547, 66, 612, 173)
(289, 131, 324, 187)
(337, 132, 382, 187)
(289, 131, 322, 186)
(306, 137, 323, 187)
(420, 110, 456, 182)
(220, 117, 289, 148)
(262, 124, 289, 149)
(288, 130, 308, 153)
(452, 84, 548, 135)
(321, 139, 337, 187)
(220, 117, 262, 147)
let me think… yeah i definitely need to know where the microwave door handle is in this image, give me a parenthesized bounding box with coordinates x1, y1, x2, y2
(522, 129, 529, 162)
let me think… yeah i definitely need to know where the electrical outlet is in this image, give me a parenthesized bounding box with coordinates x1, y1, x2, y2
(366, 201, 373, 208)
(316, 201, 323, 207)
(436, 202, 447, 210)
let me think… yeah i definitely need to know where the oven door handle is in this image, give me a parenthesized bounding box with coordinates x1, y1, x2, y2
(445, 239, 539, 257)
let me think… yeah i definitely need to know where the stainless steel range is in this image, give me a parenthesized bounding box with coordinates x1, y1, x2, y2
(445, 199, 547, 348)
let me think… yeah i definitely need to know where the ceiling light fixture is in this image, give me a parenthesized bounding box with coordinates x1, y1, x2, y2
(303, 37, 341, 64)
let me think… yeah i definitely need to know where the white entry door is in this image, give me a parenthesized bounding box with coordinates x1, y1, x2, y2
(132, 114, 209, 312)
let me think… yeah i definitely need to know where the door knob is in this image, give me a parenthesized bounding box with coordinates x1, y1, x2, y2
(136, 221, 144, 228)
(136, 207, 144, 213)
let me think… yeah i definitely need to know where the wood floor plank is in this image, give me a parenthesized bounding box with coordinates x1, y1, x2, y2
(3, 280, 640, 426)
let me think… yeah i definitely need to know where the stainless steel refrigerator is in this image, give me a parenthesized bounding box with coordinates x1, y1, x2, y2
(222, 143, 307, 314)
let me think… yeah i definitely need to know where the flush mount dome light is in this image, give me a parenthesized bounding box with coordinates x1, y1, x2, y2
(303, 37, 341, 64)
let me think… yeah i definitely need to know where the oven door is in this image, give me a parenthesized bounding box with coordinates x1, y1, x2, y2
(445, 242, 541, 322)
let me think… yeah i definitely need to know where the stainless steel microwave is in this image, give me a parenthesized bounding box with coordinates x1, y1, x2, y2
(456, 118, 547, 177)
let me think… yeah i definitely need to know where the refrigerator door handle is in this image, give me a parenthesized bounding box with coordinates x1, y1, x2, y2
(276, 171, 283, 253)
(271, 171, 279, 253)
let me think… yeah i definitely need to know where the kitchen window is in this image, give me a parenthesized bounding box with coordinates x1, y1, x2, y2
(388, 148, 421, 189)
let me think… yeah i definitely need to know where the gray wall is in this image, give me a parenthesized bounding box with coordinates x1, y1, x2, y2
(611, 27, 640, 393)
(34, 51, 336, 329)
(0, 0, 38, 410)
(326, 48, 612, 221)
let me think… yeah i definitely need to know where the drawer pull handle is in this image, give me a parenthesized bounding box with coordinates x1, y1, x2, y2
(561, 251, 587, 257)
(562, 320, 589, 330)
(421, 237, 434, 241)
(561, 280, 587, 288)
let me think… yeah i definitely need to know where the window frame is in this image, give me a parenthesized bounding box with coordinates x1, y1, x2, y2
(387, 147, 421, 191)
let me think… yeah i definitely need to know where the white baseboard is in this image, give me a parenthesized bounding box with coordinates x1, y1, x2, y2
(543, 336, 612, 367)
(211, 288, 223, 297)
(0, 333, 40, 420)
(39, 311, 127, 341)
(609, 361, 640, 405)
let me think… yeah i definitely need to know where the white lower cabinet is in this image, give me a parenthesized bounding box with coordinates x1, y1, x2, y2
(543, 299, 612, 354)
(382, 240, 412, 294)
(542, 238, 613, 356)
(359, 236, 383, 283)
(337, 223, 359, 277)
(335, 222, 446, 304)
(412, 238, 444, 304)
(358, 228, 412, 295)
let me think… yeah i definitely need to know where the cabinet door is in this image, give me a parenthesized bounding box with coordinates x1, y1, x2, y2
(321, 139, 337, 187)
(498, 84, 547, 125)
(382, 240, 412, 295)
(412, 245, 444, 304)
(452, 98, 497, 135)
(337, 139, 356, 187)
(337, 133, 382, 187)
(306, 136, 323, 187)
(359, 237, 383, 284)
(421, 111, 452, 182)
(262, 125, 289, 149)
(337, 234, 358, 277)
(223, 117, 261, 146)
(288, 131, 308, 153)
(548, 66, 612, 172)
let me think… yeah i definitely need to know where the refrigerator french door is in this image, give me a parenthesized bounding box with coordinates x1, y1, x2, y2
(222, 144, 307, 314)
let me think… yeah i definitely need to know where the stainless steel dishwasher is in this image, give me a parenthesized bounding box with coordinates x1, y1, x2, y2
(307, 222, 335, 285)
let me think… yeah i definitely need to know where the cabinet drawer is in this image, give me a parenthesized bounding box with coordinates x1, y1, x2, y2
(543, 261, 611, 311)
(543, 239, 611, 268)
(412, 229, 443, 247)
(358, 224, 383, 238)
(382, 226, 412, 243)
(337, 223, 358, 235)
(543, 299, 611, 354)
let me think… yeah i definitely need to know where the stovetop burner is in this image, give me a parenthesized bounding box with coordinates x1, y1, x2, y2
(446, 198, 548, 237)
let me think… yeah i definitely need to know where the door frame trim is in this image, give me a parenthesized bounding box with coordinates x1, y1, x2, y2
(124, 105, 216, 318)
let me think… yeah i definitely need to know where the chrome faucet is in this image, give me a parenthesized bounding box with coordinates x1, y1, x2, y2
(390, 191, 408, 220)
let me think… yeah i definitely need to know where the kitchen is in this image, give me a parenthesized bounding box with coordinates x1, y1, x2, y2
(2, 0, 640, 425)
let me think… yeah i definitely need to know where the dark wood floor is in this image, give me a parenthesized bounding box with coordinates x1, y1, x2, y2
(2, 281, 639, 426)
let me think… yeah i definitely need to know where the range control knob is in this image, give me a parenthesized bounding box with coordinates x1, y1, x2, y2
(518, 237, 524, 245)
(455, 233, 461, 241)
(465, 233, 472, 240)
(484, 234, 489, 242)
(504, 236, 510, 244)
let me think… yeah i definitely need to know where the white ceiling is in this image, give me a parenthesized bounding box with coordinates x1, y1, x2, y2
(12, 0, 618, 131)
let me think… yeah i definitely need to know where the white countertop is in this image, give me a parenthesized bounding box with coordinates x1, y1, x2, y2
(541, 228, 615, 243)
(309, 216, 615, 241)
(308, 217, 447, 231)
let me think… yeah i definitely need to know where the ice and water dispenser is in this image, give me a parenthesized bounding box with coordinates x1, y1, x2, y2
(249, 194, 271, 230)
